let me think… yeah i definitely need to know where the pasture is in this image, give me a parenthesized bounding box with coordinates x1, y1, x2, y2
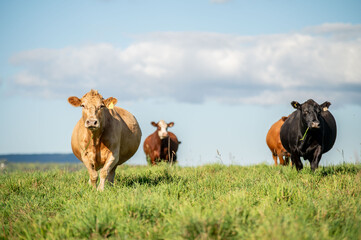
(1, 163, 361, 239)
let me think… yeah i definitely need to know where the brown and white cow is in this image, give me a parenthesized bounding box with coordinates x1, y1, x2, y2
(143, 120, 180, 165)
(266, 116, 290, 166)
(68, 90, 142, 190)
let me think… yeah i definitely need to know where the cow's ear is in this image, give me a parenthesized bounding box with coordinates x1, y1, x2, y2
(291, 101, 301, 110)
(68, 96, 82, 107)
(320, 101, 331, 111)
(151, 122, 157, 127)
(168, 122, 174, 128)
(104, 97, 117, 109)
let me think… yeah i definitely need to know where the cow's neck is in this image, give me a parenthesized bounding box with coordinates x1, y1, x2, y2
(298, 113, 308, 132)
(298, 112, 309, 144)
(86, 128, 103, 147)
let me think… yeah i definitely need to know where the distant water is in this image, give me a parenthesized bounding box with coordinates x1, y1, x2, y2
(0, 153, 148, 165)
(0, 153, 209, 167)
(1, 153, 356, 167)
(0, 154, 79, 163)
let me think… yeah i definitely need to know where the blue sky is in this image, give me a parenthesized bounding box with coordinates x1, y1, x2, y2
(0, 0, 361, 166)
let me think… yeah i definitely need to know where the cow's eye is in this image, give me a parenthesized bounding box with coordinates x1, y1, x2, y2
(81, 104, 85, 108)
(100, 104, 105, 108)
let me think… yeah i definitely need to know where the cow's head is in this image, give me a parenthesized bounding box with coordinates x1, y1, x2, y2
(151, 120, 174, 139)
(68, 90, 117, 132)
(291, 99, 331, 129)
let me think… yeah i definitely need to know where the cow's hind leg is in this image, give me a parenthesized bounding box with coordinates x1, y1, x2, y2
(278, 153, 285, 165)
(272, 153, 278, 166)
(170, 152, 177, 164)
(107, 166, 117, 185)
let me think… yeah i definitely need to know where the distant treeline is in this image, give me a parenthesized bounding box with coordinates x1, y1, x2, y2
(0, 154, 78, 163)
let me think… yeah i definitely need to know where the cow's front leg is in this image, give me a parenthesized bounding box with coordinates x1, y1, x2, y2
(291, 153, 303, 171)
(87, 167, 98, 188)
(311, 146, 322, 171)
(98, 153, 118, 191)
(152, 150, 160, 165)
(272, 154, 278, 166)
(83, 152, 98, 188)
(170, 152, 177, 164)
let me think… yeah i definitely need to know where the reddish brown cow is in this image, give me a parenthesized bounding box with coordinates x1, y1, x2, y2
(266, 116, 290, 166)
(143, 120, 180, 165)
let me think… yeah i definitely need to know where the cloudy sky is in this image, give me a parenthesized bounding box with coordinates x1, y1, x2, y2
(1, 0, 360, 166)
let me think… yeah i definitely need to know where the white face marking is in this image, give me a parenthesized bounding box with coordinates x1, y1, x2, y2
(157, 120, 169, 139)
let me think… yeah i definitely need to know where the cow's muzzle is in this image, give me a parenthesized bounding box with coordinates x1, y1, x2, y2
(85, 119, 99, 130)
(159, 133, 169, 140)
(311, 121, 320, 129)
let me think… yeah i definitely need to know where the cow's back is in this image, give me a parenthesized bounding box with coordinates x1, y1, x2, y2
(143, 132, 159, 155)
(281, 109, 336, 155)
(143, 131, 180, 163)
(160, 132, 179, 162)
(168, 132, 179, 153)
(266, 117, 287, 154)
(280, 111, 299, 154)
(70, 120, 83, 162)
(321, 110, 337, 153)
(112, 106, 142, 164)
(70, 106, 141, 166)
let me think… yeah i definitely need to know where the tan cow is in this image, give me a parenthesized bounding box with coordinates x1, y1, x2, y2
(68, 90, 142, 190)
(266, 116, 290, 166)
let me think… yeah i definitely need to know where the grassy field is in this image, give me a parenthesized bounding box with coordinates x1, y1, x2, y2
(1, 163, 361, 240)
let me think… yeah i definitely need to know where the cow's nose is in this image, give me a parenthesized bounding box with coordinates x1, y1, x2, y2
(311, 121, 320, 128)
(85, 119, 99, 129)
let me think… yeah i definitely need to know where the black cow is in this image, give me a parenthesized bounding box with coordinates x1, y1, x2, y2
(280, 99, 337, 171)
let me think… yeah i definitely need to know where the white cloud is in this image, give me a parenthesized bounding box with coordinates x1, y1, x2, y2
(8, 23, 361, 106)
(303, 23, 361, 40)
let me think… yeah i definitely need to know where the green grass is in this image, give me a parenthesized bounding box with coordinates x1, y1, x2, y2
(1, 163, 361, 239)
